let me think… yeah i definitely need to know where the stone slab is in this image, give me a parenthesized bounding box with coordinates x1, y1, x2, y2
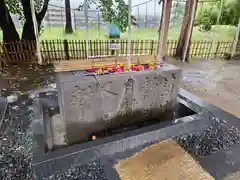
(115, 139, 214, 180)
(56, 64, 182, 144)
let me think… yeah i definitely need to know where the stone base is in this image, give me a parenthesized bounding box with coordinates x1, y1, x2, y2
(56, 64, 182, 144)
(224, 52, 240, 60)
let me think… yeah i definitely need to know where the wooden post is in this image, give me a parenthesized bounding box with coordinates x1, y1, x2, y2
(64, 40, 70, 60)
(182, 0, 198, 62)
(127, 0, 132, 67)
(84, 0, 89, 60)
(175, 0, 198, 62)
(231, 20, 240, 59)
(157, 0, 173, 64)
(30, 0, 42, 64)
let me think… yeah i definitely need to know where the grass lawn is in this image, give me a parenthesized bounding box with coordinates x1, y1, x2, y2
(0, 25, 237, 41)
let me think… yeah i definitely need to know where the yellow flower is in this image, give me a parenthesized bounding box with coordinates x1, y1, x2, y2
(119, 63, 124, 67)
(149, 66, 154, 70)
(96, 68, 102, 73)
(124, 66, 130, 71)
(131, 64, 135, 67)
(108, 67, 112, 71)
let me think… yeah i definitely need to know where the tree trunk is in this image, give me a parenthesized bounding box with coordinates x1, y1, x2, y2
(0, 0, 20, 63)
(65, 0, 73, 34)
(175, 0, 198, 61)
(21, 0, 37, 41)
(21, 0, 50, 40)
(175, 0, 191, 59)
(0, 0, 20, 42)
(36, 0, 50, 32)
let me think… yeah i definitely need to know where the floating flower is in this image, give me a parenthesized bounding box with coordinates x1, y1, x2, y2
(87, 69, 96, 72)
(149, 66, 155, 70)
(101, 66, 107, 70)
(92, 135, 97, 140)
(149, 62, 155, 67)
(124, 66, 130, 71)
(95, 68, 102, 73)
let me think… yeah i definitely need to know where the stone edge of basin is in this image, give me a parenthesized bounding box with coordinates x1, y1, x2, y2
(32, 89, 240, 179)
(0, 97, 8, 129)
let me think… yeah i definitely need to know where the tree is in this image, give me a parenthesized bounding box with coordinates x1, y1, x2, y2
(0, 0, 49, 61)
(175, 0, 198, 61)
(0, 0, 49, 42)
(77, 0, 136, 33)
(65, 0, 73, 34)
(196, 0, 240, 27)
(171, 0, 184, 25)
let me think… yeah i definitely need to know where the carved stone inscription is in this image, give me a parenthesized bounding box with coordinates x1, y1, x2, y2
(117, 77, 137, 120)
(57, 65, 182, 144)
(70, 81, 119, 123)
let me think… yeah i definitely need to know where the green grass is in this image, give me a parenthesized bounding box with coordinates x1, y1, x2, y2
(0, 25, 237, 41)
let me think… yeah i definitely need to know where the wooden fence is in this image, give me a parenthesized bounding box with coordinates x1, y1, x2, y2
(0, 40, 234, 64)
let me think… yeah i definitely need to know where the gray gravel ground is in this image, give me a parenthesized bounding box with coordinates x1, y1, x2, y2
(0, 99, 34, 180)
(43, 161, 108, 180)
(175, 118, 240, 157)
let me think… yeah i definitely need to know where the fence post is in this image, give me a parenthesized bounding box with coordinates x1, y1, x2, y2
(214, 41, 220, 58)
(110, 39, 115, 55)
(64, 39, 70, 60)
(150, 40, 154, 55)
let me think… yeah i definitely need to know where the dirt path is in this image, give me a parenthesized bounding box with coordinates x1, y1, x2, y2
(169, 59, 240, 117)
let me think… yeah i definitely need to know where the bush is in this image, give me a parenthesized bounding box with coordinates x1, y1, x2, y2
(196, 9, 215, 32)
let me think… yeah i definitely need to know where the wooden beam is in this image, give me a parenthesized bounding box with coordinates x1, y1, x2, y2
(54, 55, 156, 72)
(157, 0, 173, 64)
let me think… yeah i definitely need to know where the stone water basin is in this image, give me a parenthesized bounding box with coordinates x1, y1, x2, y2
(54, 64, 181, 145)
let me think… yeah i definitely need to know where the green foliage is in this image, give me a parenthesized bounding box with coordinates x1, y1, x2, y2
(196, 0, 240, 28)
(196, 9, 215, 31)
(5, 0, 43, 25)
(77, 0, 133, 33)
(171, 0, 185, 25)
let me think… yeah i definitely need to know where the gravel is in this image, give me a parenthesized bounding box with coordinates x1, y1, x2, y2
(175, 118, 240, 157)
(43, 161, 108, 180)
(0, 97, 34, 180)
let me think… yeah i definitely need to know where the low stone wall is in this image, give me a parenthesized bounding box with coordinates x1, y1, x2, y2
(56, 64, 182, 144)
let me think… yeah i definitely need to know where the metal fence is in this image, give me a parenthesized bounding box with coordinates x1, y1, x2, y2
(0, 40, 234, 64)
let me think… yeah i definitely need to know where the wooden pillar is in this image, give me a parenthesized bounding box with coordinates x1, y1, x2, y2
(231, 22, 240, 58)
(175, 0, 198, 62)
(157, 0, 173, 64)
